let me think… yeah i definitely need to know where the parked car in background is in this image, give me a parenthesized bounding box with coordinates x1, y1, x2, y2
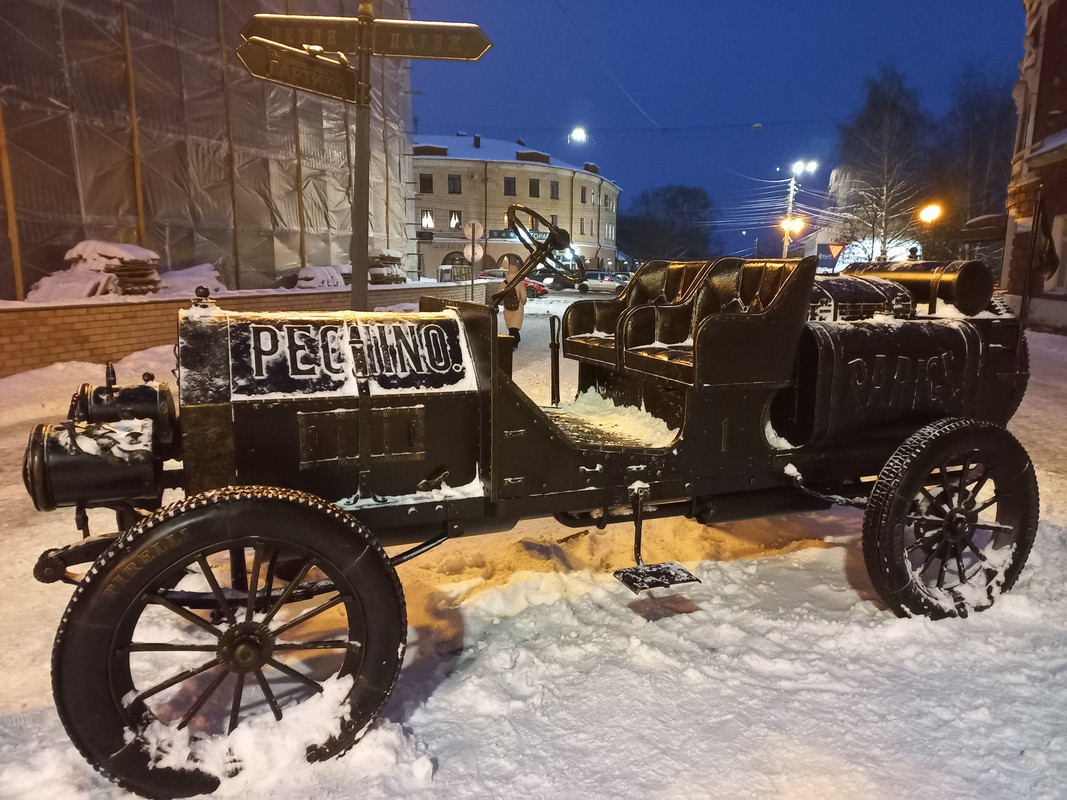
(526, 266, 589, 293)
(479, 268, 549, 299)
(584, 270, 628, 294)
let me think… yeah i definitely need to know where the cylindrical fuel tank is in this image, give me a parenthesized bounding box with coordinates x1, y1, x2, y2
(23, 420, 161, 511)
(841, 260, 994, 316)
(769, 319, 982, 447)
(809, 275, 913, 321)
(68, 379, 178, 445)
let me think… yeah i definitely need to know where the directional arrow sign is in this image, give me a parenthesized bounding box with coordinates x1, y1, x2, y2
(242, 14, 358, 51)
(236, 36, 358, 102)
(241, 14, 491, 62)
(373, 19, 491, 61)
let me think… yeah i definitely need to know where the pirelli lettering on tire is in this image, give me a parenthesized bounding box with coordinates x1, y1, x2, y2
(102, 529, 192, 600)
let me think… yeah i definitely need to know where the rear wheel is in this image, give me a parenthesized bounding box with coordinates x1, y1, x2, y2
(862, 418, 1038, 619)
(52, 486, 406, 798)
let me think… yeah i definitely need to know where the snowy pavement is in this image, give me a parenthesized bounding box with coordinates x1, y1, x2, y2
(0, 304, 1065, 799)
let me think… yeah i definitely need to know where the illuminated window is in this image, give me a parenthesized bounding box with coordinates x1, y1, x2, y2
(419, 173, 433, 193)
(504, 176, 516, 196)
(420, 210, 434, 229)
(529, 178, 540, 198)
(449, 210, 462, 230)
(550, 181, 559, 200)
(447, 174, 461, 194)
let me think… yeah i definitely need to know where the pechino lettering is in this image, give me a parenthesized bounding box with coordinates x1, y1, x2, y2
(250, 321, 459, 381)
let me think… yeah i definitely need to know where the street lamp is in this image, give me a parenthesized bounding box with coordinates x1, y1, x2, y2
(568, 126, 588, 144)
(919, 204, 942, 224)
(783, 160, 817, 256)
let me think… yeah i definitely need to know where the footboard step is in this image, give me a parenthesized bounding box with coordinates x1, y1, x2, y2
(613, 561, 700, 594)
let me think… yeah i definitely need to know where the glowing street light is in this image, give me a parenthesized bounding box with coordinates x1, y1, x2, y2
(919, 204, 942, 224)
(568, 126, 588, 144)
(780, 217, 805, 234)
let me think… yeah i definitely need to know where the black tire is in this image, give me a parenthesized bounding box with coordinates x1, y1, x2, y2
(525, 285, 536, 299)
(862, 418, 1038, 619)
(577, 283, 589, 294)
(52, 486, 406, 799)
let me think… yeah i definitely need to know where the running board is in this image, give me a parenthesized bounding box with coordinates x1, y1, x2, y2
(613, 485, 701, 594)
(614, 561, 699, 594)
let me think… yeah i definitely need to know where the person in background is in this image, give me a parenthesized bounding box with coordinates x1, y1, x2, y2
(501, 260, 526, 348)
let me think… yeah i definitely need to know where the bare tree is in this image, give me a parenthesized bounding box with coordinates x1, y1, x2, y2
(917, 66, 1016, 260)
(617, 186, 719, 262)
(830, 67, 929, 258)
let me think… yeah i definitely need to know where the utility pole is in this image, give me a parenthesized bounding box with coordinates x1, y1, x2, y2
(781, 174, 798, 257)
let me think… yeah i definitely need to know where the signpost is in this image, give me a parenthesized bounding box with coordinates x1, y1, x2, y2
(236, 37, 357, 102)
(237, 3, 491, 311)
(463, 219, 484, 301)
(239, 15, 491, 61)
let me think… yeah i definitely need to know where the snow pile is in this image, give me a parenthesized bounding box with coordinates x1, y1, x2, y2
(159, 263, 228, 296)
(556, 389, 679, 447)
(27, 240, 163, 301)
(24, 267, 119, 300)
(296, 266, 346, 290)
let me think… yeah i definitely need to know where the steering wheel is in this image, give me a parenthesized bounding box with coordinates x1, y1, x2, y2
(491, 205, 575, 308)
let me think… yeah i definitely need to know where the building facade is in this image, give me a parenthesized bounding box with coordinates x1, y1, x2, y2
(0, 0, 414, 299)
(411, 134, 620, 278)
(1003, 0, 1067, 330)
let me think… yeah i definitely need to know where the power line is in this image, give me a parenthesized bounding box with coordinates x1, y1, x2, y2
(549, 0, 663, 130)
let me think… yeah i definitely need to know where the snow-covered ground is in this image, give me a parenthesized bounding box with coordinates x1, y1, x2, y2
(0, 298, 1065, 799)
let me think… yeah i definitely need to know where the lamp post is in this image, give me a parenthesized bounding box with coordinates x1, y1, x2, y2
(782, 160, 817, 257)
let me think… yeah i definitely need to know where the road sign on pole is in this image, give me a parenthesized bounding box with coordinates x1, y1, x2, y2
(238, 6, 492, 311)
(236, 37, 358, 102)
(241, 15, 492, 62)
(373, 19, 492, 60)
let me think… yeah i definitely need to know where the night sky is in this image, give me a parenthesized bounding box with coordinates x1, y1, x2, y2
(408, 0, 1024, 255)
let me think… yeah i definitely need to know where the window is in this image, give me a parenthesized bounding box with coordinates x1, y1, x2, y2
(448, 210, 462, 230)
(550, 214, 558, 227)
(580, 218, 586, 235)
(419, 173, 433, 194)
(530, 213, 539, 231)
(529, 178, 540, 198)
(504, 176, 516, 196)
(550, 181, 559, 200)
(580, 186, 587, 204)
(448, 173, 462, 194)
(605, 222, 615, 241)
(420, 210, 434, 229)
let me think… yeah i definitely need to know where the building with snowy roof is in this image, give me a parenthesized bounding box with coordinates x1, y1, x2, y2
(411, 134, 621, 278)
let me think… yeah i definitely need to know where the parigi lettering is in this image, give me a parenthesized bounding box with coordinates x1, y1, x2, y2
(848, 352, 960, 411)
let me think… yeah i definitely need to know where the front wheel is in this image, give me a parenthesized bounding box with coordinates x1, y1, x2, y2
(52, 487, 406, 798)
(862, 418, 1038, 619)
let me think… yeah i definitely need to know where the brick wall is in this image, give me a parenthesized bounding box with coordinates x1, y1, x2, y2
(0, 282, 491, 379)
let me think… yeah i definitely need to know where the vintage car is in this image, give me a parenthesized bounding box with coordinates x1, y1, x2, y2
(21, 205, 1036, 797)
